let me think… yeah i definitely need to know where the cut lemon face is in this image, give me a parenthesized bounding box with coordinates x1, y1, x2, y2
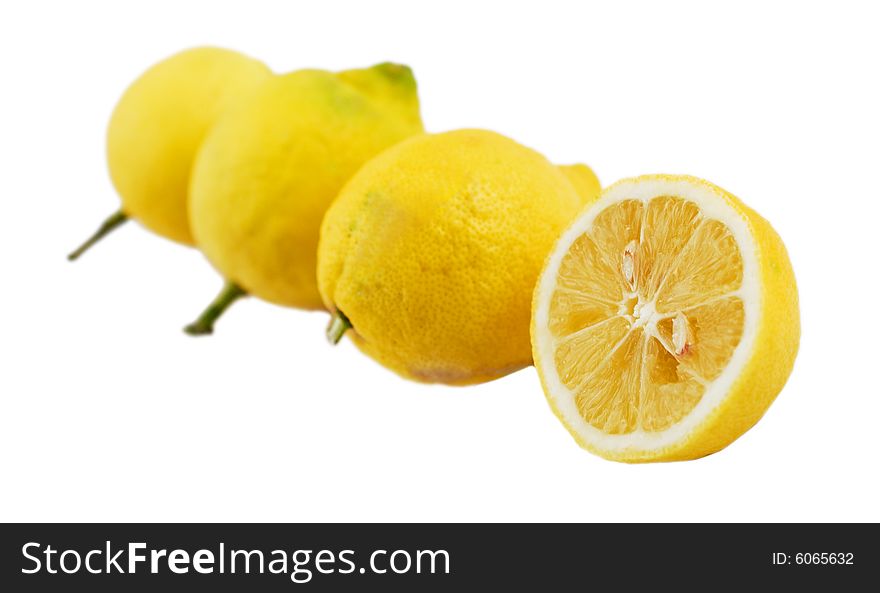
(532, 175, 799, 462)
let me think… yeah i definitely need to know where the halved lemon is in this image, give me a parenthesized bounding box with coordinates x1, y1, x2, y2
(531, 175, 799, 462)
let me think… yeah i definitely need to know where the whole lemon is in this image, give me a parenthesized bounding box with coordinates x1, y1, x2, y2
(185, 63, 423, 334)
(318, 129, 584, 385)
(69, 47, 271, 259)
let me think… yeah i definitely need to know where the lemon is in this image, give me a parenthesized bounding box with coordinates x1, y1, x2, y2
(184, 63, 423, 335)
(68, 47, 271, 260)
(558, 163, 602, 205)
(318, 129, 585, 385)
(532, 175, 799, 462)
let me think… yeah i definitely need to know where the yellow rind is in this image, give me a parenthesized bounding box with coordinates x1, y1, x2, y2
(558, 163, 602, 206)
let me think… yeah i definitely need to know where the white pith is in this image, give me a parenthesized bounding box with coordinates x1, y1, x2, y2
(534, 178, 761, 454)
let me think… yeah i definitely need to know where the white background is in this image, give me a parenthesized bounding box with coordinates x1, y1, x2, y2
(1, 0, 878, 522)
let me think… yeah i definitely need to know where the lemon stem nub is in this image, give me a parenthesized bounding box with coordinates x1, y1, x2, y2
(184, 281, 248, 336)
(326, 311, 352, 345)
(67, 210, 128, 261)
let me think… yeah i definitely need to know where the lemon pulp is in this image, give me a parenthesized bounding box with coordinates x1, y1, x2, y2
(548, 194, 747, 435)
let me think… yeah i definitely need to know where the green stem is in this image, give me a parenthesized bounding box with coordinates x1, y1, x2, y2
(67, 210, 128, 261)
(326, 310, 352, 345)
(184, 281, 248, 336)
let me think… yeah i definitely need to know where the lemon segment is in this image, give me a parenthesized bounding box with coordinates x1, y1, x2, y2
(532, 174, 799, 462)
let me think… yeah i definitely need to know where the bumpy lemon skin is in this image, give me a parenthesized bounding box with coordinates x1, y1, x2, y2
(318, 129, 584, 385)
(558, 163, 602, 206)
(532, 174, 800, 462)
(106, 47, 271, 245)
(189, 65, 423, 310)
